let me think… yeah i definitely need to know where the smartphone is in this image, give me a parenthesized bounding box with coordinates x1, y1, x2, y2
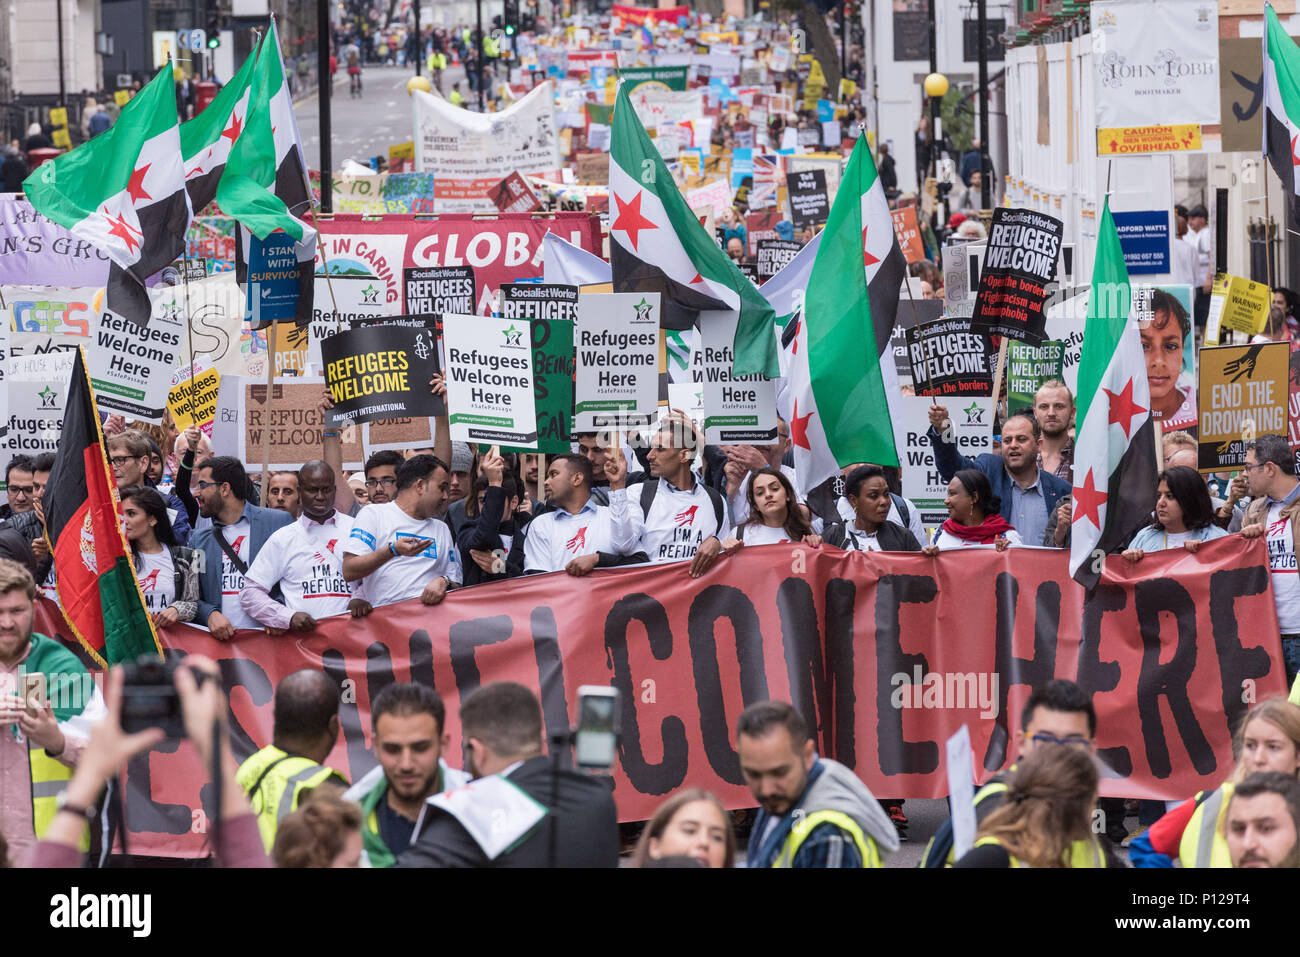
(574, 685, 620, 772)
(21, 673, 46, 715)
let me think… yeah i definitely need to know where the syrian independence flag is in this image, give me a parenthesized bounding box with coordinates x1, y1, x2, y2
(44, 348, 161, 667)
(1265, 4, 1300, 220)
(219, 19, 316, 327)
(1068, 199, 1158, 588)
(609, 82, 778, 377)
(24, 65, 190, 325)
(181, 38, 259, 214)
(790, 135, 906, 483)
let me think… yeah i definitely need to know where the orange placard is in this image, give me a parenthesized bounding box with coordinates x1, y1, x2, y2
(1097, 124, 1202, 155)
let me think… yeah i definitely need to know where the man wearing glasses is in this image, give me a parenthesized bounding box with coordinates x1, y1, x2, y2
(190, 456, 293, 640)
(921, 679, 1121, 867)
(1239, 435, 1300, 685)
(106, 430, 192, 545)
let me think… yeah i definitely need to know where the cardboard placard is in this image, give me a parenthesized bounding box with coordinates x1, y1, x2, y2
(1197, 342, 1290, 471)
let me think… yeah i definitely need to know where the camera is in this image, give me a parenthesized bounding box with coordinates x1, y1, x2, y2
(120, 655, 208, 739)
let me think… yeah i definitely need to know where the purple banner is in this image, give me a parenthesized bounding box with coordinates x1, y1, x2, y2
(0, 195, 111, 287)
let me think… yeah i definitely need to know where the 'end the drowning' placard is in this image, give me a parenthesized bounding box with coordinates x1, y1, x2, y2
(443, 314, 538, 447)
(970, 207, 1063, 345)
(321, 323, 443, 426)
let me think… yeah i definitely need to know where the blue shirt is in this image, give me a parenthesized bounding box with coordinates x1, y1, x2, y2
(1008, 472, 1047, 548)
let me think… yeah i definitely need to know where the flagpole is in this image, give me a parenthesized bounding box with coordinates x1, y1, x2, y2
(260, 322, 277, 503)
(180, 255, 199, 424)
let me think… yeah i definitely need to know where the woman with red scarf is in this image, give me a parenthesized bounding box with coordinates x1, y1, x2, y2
(922, 468, 1020, 553)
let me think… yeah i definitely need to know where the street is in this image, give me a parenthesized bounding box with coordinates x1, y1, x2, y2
(295, 62, 469, 172)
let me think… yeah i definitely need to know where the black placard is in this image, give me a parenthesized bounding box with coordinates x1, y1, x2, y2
(756, 239, 803, 280)
(969, 207, 1063, 345)
(788, 169, 829, 231)
(321, 323, 444, 425)
(500, 282, 579, 322)
(904, 316, 995, 397)
(403, 265, 475, 315)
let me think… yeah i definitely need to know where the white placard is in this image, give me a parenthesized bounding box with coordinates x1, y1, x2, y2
(443, 314, 538, 448)
(699, 310, 777, 445)
(946, 725, 978, 863)
(308, 275, 401, 370)
(1090, 0, 1220, 130)
(574, 292, 660, 431)
(895, 394, 994, 530)
(88, 298, 188, 422)
(7, 351, 73, 454)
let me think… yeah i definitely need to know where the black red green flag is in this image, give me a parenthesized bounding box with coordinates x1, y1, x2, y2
(44, 347, 161, 666)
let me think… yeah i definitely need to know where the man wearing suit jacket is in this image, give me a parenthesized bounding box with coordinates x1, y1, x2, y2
(927, 407, 1070, 548)
(191, 456, 293, 640)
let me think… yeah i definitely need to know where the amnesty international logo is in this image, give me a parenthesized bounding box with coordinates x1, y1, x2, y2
(413, 331, 432, 361)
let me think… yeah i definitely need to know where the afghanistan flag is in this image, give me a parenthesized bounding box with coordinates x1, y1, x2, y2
(609, 82, 777, 377)
(24, 65, 190, 325)
(1265, 4, 1300, 220)
(44, 348, 161, 667)
(219, 19, 316, 326)
(1068, 199, 1159, 588)
(786, 135, 906, 493)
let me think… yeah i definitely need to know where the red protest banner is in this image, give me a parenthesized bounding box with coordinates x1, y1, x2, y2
(37, 537, 1281, 858)
(314, 213, 601, 316)
(612, 4, 688, 24)
(488, 172, 542, 214)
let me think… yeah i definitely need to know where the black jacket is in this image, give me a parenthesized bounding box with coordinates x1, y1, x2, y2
(824, 520, 921, 552)
(396, 755, 619, 868)
(456, 485, 527, 585)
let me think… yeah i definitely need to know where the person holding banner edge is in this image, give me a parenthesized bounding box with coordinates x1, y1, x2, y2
(927, 406, 1069, 549)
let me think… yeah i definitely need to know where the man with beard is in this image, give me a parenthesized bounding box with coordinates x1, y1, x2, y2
(740, 700, 899, 867)
(344, 683, 468, 868)
(241, 461, 372, 632)
(1226, 772, 1300, 868)
(397, 682, 618, 867)
(928, 407, 1070, 548)
(1033, 379, 1075, 483)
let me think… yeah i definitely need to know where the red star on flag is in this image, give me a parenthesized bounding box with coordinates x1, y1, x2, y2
(1103, 378, 1147, 440)
(1071, 468, 1108, 530)
(791, 398, 814, 450)
(1292, 133, 1299, 167)
(221, 111, 243, 146)
(689, 272, 703, 284)
(186, 164, 206, 180)
(104, 211, 141, 254)
(861, 223, 880, 267)
(612, 190, 658, 252)
(125, 163, 152, 205)
(790, 317, 801, 355)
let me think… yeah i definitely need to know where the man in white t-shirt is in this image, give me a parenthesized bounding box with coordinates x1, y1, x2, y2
(522, 453, 642, 574)
(627, 415, 731, 577)
(342, 454, 461, 608)
(243, 461, 373, 632)
(1240, 435, 1300, 686)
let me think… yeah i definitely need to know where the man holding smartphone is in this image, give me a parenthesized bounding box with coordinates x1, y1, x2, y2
(0, 559, 104, 864)
(342, 454, 461, 608)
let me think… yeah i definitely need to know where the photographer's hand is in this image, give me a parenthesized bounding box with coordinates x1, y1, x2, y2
(43, 668, 165, 852)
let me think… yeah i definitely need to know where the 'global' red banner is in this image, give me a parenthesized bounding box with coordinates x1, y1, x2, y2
(612, 4, 689, 25)
(35, 538, 1284, 858)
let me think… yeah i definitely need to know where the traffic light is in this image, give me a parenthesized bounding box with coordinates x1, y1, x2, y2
(207, 33, 221, 49)
(206, 5, 220, 48)
(504, 0, 519, 34)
